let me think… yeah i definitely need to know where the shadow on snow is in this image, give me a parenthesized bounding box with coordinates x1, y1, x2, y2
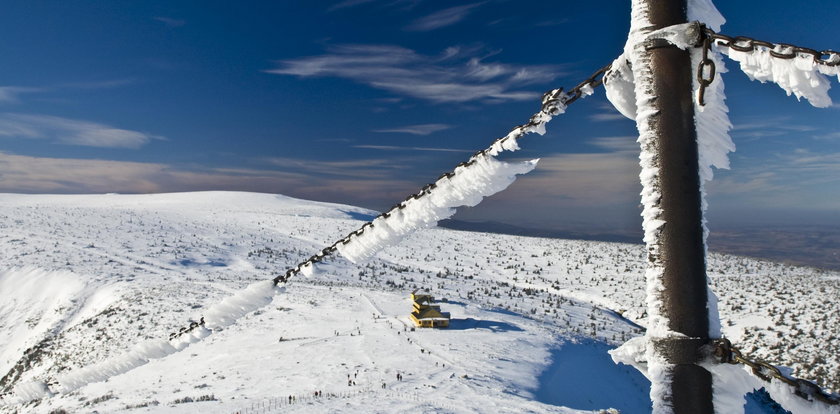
(535, 339, 652, 413)
(446, 318, 524, 333)
(341, 210, 377, 222)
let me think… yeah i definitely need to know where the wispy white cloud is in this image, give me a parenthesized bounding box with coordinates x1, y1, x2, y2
(153, 16, 186, 27)
(589, 112, 629, 122)
(0, 152, 171, 193)
(588, 136, 638, 153)
(707, 171, 783, 195)
(327, 0, 378, 12)
(0, 87, 43, 104)
(705, 148, 840, 211)
(785, 148, 840, 172)
(1, 80, 134, 106)
(731, 118, 818, 140)
(264, 156, 407, 179)
(460, 150, 642, 229)
(405, 3, 484, 31)
(354, 144, 470, 153)
(266, 44, 561, 103)
(813, 131, 840, 141)
(0, 113, 162, 149)
(372, 123, 452, 135)
(588, 103, 631, 122)
(0, 152, 420, 207)
(59, 79, 136, 89)
(328, 0, 422, 13)
(0, 152, 328, 195)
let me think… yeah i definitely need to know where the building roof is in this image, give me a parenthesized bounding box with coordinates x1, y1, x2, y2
(412, 307, 450, 321)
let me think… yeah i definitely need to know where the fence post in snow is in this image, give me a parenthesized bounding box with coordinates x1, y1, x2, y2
(631, 0, 714, 412)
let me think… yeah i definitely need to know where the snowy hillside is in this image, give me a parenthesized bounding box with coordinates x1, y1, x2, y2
(0, 192, 837, 413)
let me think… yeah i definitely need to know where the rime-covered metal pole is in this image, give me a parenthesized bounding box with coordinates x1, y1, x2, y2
(628, 0, 714, 412)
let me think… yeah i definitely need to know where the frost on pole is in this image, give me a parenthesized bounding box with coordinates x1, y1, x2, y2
(608, 0, 840, 412)
(605, 0, 732, 412)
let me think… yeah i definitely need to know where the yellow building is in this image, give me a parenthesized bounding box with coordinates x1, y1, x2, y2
(410, 290, 450, 328)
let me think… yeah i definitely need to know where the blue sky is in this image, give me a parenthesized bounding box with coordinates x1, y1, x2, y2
(1, 0, 839, 233)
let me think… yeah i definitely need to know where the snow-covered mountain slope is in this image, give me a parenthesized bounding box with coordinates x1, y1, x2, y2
(0, 191, 837, 413)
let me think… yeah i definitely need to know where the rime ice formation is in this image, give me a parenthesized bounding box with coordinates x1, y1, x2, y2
(335, 87, 582, 265)
(719, 44, 839, 108)
(609, 0, 732, 412)
(336, 155, 538, 264)
(12, 281, 285, 402)
(608, 1, 840, 412)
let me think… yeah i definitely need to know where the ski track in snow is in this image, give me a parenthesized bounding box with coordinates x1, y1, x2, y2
(0, 192, 837, 413)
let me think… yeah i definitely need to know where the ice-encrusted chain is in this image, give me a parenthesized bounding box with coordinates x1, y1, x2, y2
(156, 64, 614, 343)
(705, 28, 840, 66)
(697, 28, 840, 407)
(696, 25, 840, 105)
(713, 338, 840, 406)
(269, 63, 612, 287)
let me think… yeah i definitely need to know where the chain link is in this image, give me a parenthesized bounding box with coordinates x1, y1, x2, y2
(696, 33, 716, 106)
(695, 26, 839, 106)
(713, 338, 840, 406)
(703, 26, 840, 66)
(168, 317, 205, 341)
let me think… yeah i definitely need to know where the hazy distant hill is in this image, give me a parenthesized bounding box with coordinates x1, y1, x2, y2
(441, 219, 840, 271)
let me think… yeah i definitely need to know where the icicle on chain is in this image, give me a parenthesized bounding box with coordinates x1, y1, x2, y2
(713, 338, 839, 406)
(702, 26, 840, 66)
(270, 63, 612, 287)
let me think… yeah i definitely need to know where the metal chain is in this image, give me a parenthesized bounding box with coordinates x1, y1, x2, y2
(704, 27, 840, 66)
(713, 338, 840, 406)
(696, 33, 716, 106)
(699, 27, 840, 406)
(270, 63, 612, 287)
(3, 68, 613, 400)
(168, 317, 205, 341)
(695, 26, 839, 106)
(159, 64, 613, 343)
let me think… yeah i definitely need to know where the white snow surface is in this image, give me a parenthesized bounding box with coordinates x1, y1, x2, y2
(337, 155, 538, 264)
(0, 191, 838, 413)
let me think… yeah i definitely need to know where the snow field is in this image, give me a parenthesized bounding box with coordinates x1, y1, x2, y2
(38, 284, 648, 413)
(0, 192, 838, 413)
